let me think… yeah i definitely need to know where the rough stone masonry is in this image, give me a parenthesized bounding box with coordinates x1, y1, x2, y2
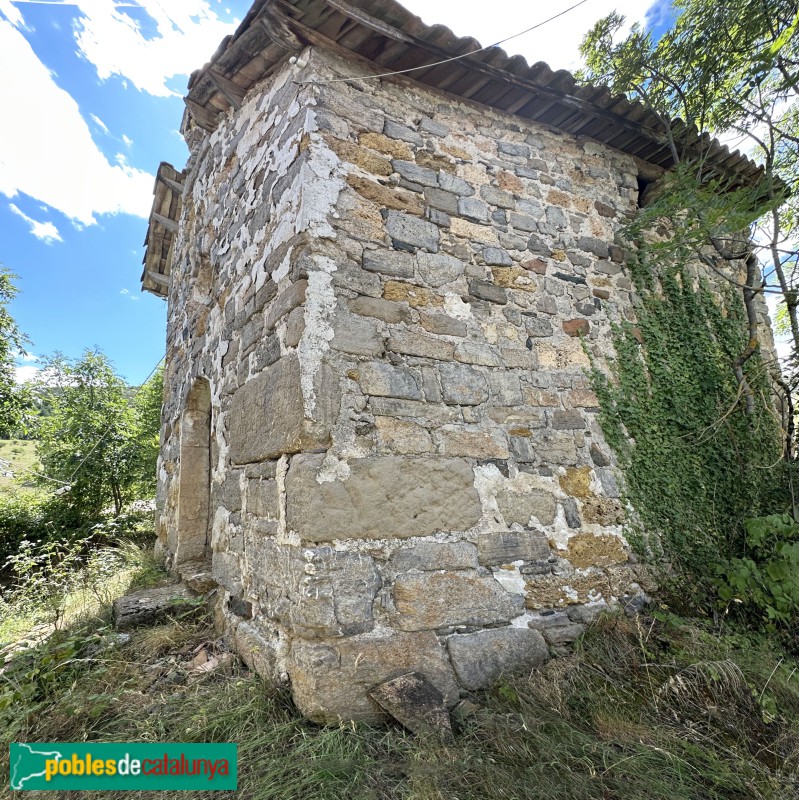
(143, 0, 776, 723)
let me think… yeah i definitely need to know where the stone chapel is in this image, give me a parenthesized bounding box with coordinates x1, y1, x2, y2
(141, 0, 773, 722)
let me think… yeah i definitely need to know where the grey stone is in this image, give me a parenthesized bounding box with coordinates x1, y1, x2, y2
(469, 279, 507, 304)
(113, 584, 197, 631)
(229, 356, 337, 463)
(285, 454, 482, 541)
(247, 478, 278, 517)
(369, 673, 454, 742)
(424, 187, 459, 214)
(546, 206, 568, 229)
(542, 622, 585, 646)
(284, 306, 305, 347)
(290, 631, 459, 724)
(480, 185, 515, 208)
(348, 295, 412, 324)
(498, 141, 531, 158)
(427, 208, 451, 227)
(364, 249, 415, 278)
(389, 541, 479, 572)
(388, 331, 454, 360)
(496, 490, 557, 526)
(566, 601, 611, 624)
(358, 362, 421, 400)
(483, 247, 513, 266)
(264, 280, 307, 331)
(384, 119, 423, 145)
(438, 171, 474, 196)
(526, 611, 571, 629)
(577, 236, 609, 259)
(590, 443, 611, 467)
(447, 628, 548, 690)
(369, 397, 461, 424)
(392, 160, 438, 187)
(524, 316, 553, 337)
(455, 341, 503, 367)
(551, 410, 586, 430)
(249, 540, 381, 638)
(517, 199, 543, 217)
(332, 312, 384, 356)
(439, 362, 489, 405)
(393, 571, 523, 630)
(458, 196, 490, 222)
(509, 213, 538, 232)
(233, 621, 279, 680)
(385, 211, 440, 252)
(421, 312, 467, 337)
(218, 472, 242, 512)
(416, 252, 463, 286)
(420, 117, 449, 137)
(488, 372, 522, 405)
(595, 260, 622, 275)
(562, 497, 582, 529)
(597, 468, 620, 497)
(477, 531, 550, 565)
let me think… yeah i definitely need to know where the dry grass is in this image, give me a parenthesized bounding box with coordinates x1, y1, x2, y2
(2, 564, 799, 800)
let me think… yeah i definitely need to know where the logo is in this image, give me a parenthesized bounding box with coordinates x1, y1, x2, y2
(10, 743, 237, 791)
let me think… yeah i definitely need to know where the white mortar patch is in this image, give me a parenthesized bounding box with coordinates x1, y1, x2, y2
(298, 256, 337, 417)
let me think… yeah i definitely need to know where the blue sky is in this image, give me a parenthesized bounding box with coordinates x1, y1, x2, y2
(0, 0, 664, 386)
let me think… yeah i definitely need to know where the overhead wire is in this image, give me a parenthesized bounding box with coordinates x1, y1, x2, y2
(299, 0, 590, 85)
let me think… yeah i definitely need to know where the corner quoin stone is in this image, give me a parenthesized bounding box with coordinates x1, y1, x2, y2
(228, 355, 337, 463)
(285, 454, 482, 541)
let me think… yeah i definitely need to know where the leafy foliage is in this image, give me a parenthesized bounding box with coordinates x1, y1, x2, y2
(0, 267, 32, 438)
(581, 0, 799, 425)
(33, 351, 162, 522)
(590, 265, 786, 607)
(35, 350, 137, 519)
(718, 513, 799, 625)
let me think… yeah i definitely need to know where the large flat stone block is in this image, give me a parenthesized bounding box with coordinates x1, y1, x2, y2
(289, 631, 459, 724)
(447, 627, 549, 690)
(228, 355, 336, 464)
(392, 571, 523, 630)
(285, 455, 482, 541)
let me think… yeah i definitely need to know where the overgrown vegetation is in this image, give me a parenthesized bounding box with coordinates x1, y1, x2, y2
(580, 0, 799, 625)
(2, 559, 798, 800)
(589, 265, 788, 614)
(34, 351, 163, 520)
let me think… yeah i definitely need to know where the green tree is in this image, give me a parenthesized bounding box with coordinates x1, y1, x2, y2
(0, 267, 32, 438)
(580, 0, 799, 444)
(129, 364, 164, 495)
(35, 350, 136, 520)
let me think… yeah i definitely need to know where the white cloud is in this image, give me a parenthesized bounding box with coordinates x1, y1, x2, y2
(14, 349, 39, 362)
(398, 0, 660, 71)
(120, 287, 140, 301)
(0, 0, 23, 27)
(122, 133, 133, 147)
(90, 112, 109, 134)
(15, 365, 41, 384)
(9, 202, 63, 243)
(73, 0, 240, 97)
(0, 20, 153, 225)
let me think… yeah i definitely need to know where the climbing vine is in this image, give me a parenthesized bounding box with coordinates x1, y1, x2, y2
(591, 256, 787, 610)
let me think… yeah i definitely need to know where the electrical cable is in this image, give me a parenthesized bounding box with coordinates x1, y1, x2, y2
(299, 0, 590, 85)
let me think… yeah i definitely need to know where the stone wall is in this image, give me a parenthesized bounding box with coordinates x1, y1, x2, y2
(156, 47, 770, 723)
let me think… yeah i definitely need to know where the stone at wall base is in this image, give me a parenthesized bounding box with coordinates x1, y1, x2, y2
(369, 672, 454, 742)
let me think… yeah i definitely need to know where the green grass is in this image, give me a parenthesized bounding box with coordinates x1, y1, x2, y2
(2, 565, 798, 800)
(0, 439, 39, 493)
